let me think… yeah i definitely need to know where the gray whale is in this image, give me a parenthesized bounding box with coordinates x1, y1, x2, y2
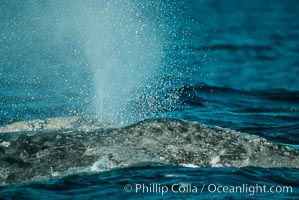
(0, 117, 298, 185)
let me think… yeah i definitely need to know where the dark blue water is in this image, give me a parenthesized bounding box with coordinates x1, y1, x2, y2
(0, 167, 298, 199)
(1, 0, 299, 199)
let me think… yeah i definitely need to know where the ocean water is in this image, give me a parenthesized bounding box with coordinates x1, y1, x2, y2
(1, 0, 299, 199)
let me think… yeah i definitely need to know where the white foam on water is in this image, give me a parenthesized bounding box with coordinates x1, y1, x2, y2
(180, 163, 199, 168)
(90, 155, 113, 172)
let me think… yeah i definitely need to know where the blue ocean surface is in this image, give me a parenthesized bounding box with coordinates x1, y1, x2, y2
(1, 0, 299, 199)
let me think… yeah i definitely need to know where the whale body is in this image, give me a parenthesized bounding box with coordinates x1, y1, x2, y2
(0, 117, 298, 185)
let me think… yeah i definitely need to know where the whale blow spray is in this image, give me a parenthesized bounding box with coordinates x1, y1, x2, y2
(75, 1, 183, 124)
(4, 0, 186, 124)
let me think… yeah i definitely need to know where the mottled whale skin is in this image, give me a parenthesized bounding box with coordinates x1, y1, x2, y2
(0, 117, 298, 185)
